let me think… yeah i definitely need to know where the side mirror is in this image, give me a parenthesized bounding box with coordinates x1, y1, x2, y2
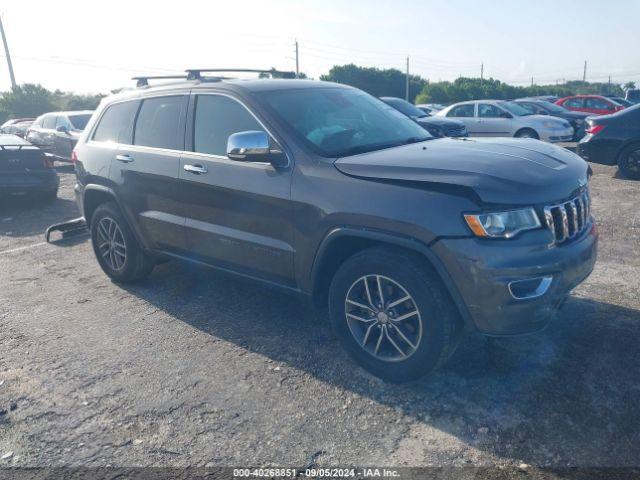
(56, 125, 69, 133)
(227, 131, 288, 167)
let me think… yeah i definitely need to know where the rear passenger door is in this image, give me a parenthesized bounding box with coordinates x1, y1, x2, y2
(446, 104, 478, 134)
(110, 94, 189, 253)
(178, 92, 295, 286)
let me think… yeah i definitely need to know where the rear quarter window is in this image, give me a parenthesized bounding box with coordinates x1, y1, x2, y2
(93, 101, 139, 144)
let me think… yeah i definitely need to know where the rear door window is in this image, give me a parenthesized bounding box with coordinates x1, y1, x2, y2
(93, 101, 139, 144)
(133, 96, 184, 150)
(478, 104, 503, 118)
(42, 115, 57, 129)
(448, 104, 475, 117)
(564, 98, 583, 108)
(193, 95, 265, 156)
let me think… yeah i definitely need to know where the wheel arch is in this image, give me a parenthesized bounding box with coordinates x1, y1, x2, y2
(514, 127, 539, 139)
(310, 227, 474, 331)
(83, 184, 150, 250)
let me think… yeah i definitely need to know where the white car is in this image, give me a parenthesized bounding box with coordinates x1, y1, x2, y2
(436, 100, 574, 143)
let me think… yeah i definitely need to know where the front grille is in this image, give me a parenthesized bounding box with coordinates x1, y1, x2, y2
(543, 190, 591, 244)
(443, 125, 467, 137)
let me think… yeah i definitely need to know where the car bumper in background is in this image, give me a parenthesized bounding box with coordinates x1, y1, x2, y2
(0, 171, 59, 196)
(577, 137, 619, 165)
(432, 222, 598, 335)
(541, 126, 575, 143)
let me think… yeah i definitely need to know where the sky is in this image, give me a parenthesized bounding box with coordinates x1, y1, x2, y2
(1, 0, 639, 94)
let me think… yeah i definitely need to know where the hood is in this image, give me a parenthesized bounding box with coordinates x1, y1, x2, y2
(334, 137, 589, 205)
(415, 116, 465, 128)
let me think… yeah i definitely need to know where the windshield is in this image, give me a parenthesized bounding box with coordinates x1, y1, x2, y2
(259, 88, 432, 157)
(498, 101, 534, 116)
(68, 114, 92, 130)
(381, 97, 427, 118)
(536, 101, 567, 114)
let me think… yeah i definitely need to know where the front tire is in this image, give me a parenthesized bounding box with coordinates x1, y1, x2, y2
(617, 144, 640, 180)
(515, 128, 539, 140)
(90, 202, 154, 283)
(328, 247, 460, 382)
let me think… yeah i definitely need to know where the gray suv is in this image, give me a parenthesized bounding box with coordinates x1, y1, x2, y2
(72, 71, 597, 382)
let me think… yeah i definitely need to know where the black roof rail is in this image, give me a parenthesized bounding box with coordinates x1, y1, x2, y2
(185, 68, 296, 80)
(132, 75, 189, 88)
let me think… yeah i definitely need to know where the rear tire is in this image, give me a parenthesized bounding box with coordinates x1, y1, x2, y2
(515, 128, 539, 140)
(328, 247, 460, 382)
(90, 202, 154, 283)
(617, 144, 640, 180)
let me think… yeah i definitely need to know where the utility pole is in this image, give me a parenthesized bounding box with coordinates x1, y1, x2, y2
(531, 77, 534, 87)
(608, 75, 611, 94)
(294, 39, 299, 78)
(405, 56, 409, 102)
(480, 62, 484, 87)
(583, 60, 587, 83)
(0, 14, 16, 89)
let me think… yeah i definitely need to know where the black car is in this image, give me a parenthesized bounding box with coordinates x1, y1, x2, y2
(577, 103, 640, 179)
(604, 96, 634, 108)
(73, 72, 596, 382)
(380, 97, 468, 138)
(26, 110, 93, 161)
(515, 99, 590, 140)
(0, 134, 58, 199)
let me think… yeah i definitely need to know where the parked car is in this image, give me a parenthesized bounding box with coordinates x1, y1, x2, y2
(73, 73, 596, 382)
(26, 110, 93, 161)
(514, 99, 590, 140)
(416, 103, 445, 115)
(604, 95, 634, 108)
(555, 95, 624, 115)
(524, 95, 560, 103)
(436, 100, 574, 142)
(626, 89, 640, 104)
(380, 97, 467, 138)
(0, 134, 58, 200)
(1, 118, 34, 135)
(577, 103, 640, 179)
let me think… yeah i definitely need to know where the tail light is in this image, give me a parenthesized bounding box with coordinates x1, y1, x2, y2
(586, 124, 605, 135)
(42, 154, 54, 169)
(71, 149, 78, 163)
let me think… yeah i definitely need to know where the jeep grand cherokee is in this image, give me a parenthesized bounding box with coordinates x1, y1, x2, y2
(72, 73, 597, 382)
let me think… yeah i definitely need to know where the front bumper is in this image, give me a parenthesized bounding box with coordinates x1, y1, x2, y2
(540, 126, 574, 143)
(433, 221, 598, 335)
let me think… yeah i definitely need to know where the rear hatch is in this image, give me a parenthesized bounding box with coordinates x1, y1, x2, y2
(0, 135, 49, 173)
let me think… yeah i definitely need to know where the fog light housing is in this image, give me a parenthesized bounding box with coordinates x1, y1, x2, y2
(508, 276, 553, 300)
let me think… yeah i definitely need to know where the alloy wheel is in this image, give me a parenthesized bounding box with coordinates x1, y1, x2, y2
(622, 148, 640, 174)
(344, 274, 423, 362)
(96, 217, 127, 271)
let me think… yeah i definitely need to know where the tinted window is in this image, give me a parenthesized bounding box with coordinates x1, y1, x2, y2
(68, 114, 92, 130)
(93, 101, 139, 144)
(260, 88, 431, 158)
(448, 104, 475, 117)
(478, 104, 503, 118)
(42, 115, 57, 129)
(133, 96, 183, 150)
(516, 102, 538, 114)
(55, 115, 72, 129)
(564, 98, 583, 108)
(194, 95, 264, 156)
(585, 97, 612, 110)
(381, 98, 427, 118)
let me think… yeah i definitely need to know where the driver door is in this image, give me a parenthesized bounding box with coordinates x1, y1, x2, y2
(476, 103, 512, 136)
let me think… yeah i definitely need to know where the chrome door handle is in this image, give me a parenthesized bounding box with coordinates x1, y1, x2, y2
(115, 154, 134, 163)
(183, 164, 207, 174)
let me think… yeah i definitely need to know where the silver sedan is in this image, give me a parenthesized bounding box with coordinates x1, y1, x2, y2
(436, 100, 574, 143)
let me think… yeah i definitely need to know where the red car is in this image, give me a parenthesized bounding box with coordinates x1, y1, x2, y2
(555, 95, 625, 115)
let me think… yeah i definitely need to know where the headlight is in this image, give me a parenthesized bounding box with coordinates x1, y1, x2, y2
(464, 208, 541, 238)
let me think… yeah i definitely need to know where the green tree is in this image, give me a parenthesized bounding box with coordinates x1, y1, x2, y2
(0, 84, 56, 118)
(320, 64, 426, 102)
(624, 81, 636, 91)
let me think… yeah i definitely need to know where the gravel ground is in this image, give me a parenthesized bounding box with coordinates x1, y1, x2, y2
(0, 161, 639, 471)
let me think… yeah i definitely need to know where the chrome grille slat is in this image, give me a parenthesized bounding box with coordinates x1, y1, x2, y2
(543, 190, 591, 246)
